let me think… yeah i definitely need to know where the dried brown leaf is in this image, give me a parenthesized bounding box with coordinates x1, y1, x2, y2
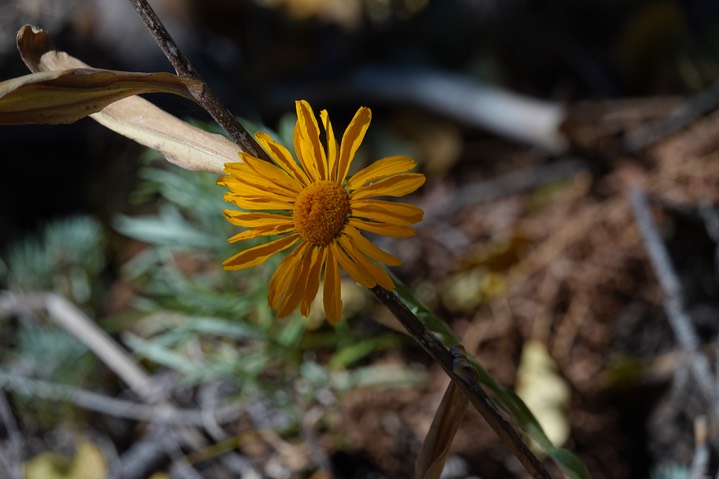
(11, 25, 239, 173)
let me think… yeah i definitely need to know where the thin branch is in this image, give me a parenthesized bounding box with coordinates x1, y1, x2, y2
(698, 201, 719, 278)
(689, 416, 709, 479)
(622, 79, 719, 152)
(0, 291, 160, 403)
(421, 158, 589, 225)
(0, 391, 22, 479)
(0, 371, 240, 426)
(371, 286, 552, 479)
(0, 291, 209, 478)
(628, 188, 717, 410)
(126, 0, 270, 162)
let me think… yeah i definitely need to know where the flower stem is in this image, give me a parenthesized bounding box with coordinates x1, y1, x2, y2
(371, 286, 552, 479)
(126, 0, 270, 162)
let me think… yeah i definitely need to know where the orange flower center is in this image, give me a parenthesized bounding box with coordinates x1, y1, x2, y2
(293, 180, 350, 246)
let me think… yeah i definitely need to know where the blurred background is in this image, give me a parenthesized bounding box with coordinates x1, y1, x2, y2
(2, 0, 719, 478)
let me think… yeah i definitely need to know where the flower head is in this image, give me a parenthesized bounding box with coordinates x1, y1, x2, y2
(218, 100, 425, 324)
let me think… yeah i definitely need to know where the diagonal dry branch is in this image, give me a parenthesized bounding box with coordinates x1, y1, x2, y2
(629, 188, 718, 413)
(0, 291, 209, 477)
(126, 0, 269, 162)
(0, 370, 242, 427)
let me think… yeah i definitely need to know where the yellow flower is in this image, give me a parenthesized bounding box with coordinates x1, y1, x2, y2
(218, 100, 425, 324)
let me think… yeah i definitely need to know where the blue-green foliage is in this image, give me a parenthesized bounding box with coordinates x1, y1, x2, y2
(3, 215, 105, 306)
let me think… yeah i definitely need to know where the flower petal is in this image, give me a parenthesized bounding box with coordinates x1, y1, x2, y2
(223, 234, 300, 270)
(343, 225, 401, 266)
(321, 109, 339, 181)
(337, 106, 371, 183)
(337, 234, 394, 290)
(350, 173, 425, 200)
(351, 200, 424, 225)
(255, 132, 310, 186)
(224, 193, 294, 211)
(296, 100, 327, 180)
(269, 241, 309, 310)
(224, 211, 293, 228)
(300, 245, 327, 316)
(331, 242, 374, 288)
(278, 242, 317, 317)
(346, 156, 416, 191)
(220, 171, 298, 202)
(240, 154, 303, 193)
(348, 217, 416, 238)
(226, 223, 296, 243)
(323, 247, 343, 324)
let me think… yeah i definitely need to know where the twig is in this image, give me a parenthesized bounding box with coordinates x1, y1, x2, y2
(421, 158, 589, 224)
(371, 286, 552, 479)
(628, 188, 717, 409)
(0, 371, 240, 426)
(689, 416, 709, 479)
(623, 79, 719, 152)
(0, 291, 160, 403)
(1, 290, 208, 478)
(0, 391, 22, 479)
(697, 201, 719, 276)
(126, 0, 270, 162)
(107, 429, 175, 479)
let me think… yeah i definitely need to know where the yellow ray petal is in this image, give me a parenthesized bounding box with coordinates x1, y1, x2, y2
(220, 172, 298, 202)
(343, 225, 401, 266)
(321, 109, 339, 181)
(332, 241, 375, 288)
(226, 223, 296, 243)
(337, 106, 371, 183)
(241, 154, 303, 193)
(224, 193, 294, 211)
(278, 241, 317, 317)
(255, 131, 310, 186)
(338, 235, 394, 290)
(346, 156, 416, 191)
(348, 217, 416, 238)
(300, 245, 327, 316)
(269, 240, 309, 310)
(350, 173, 426, 200)
(224, 211, 293, 228)
(296, 100, 327, 180)
(293, 106, 321, 183)
(351, 199, 424, 225)
(223, 234, 300, 270)
(323, 247, 343, 324)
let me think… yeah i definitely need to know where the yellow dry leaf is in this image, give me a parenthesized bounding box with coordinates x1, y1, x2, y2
(515, 339, 570, 450)
(24, 440, 106, 479)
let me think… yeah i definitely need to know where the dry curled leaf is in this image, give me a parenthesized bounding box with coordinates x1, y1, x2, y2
(415, 346, 476, 479)
(0, 67, 197, 125)
(5, 25, 240, 173)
